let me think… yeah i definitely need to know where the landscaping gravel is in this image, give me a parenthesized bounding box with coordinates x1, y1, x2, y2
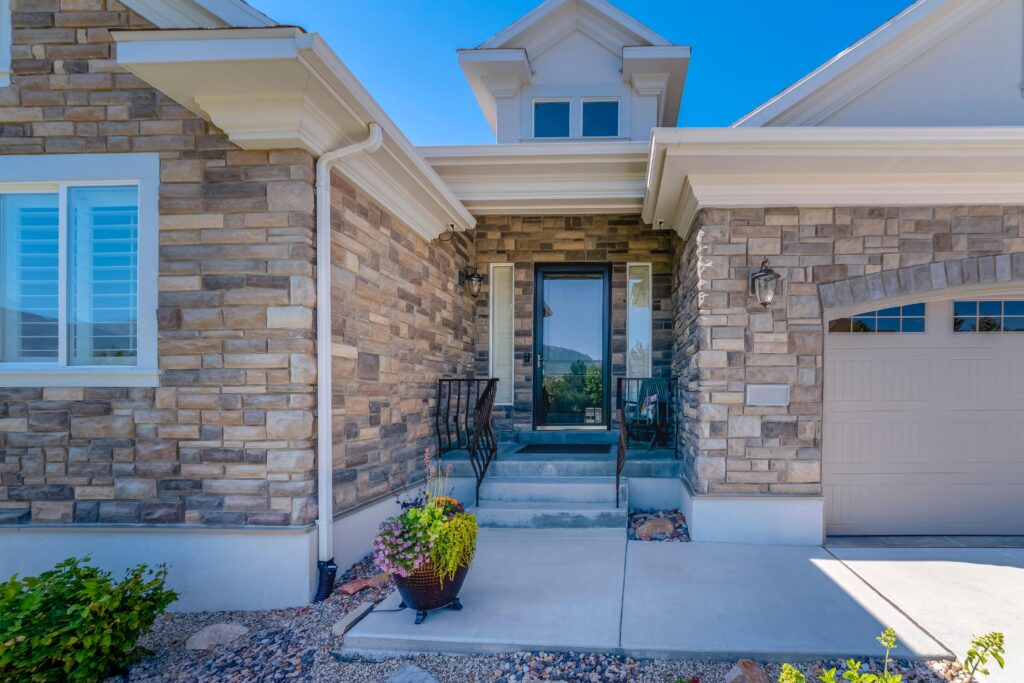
(121, 556, 974, 683)
(628, 508, 689, 542)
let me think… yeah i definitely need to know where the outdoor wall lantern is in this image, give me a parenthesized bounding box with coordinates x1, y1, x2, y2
(459, 267, 484, 298)
(750, 258, 781, 308)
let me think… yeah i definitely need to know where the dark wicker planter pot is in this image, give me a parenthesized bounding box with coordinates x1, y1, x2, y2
(393, 558, 472, 624)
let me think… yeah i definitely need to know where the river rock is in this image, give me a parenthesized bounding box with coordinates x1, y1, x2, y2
(635, 517, 676, 541)
(725, 659, 770, 683)
(185, 623, 249, 650)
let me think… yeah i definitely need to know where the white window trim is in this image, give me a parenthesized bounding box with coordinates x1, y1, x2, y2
(1, 0, 11, 88)
(625, 262, 652, 377)
(488, 263, 515, 406)
(531, 98, 572, 140)
(0, 153, 160, 387)
(581, 97, 621, 138)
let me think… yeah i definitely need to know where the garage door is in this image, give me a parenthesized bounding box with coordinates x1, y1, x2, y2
(824, 297, 1024, 535)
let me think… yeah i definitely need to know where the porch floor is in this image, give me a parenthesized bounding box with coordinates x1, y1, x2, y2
(342, 529, 949, 660)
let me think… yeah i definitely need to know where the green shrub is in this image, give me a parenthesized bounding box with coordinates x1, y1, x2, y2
(0, 557, 178, 682)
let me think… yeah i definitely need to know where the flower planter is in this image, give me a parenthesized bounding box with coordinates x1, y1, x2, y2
(393, 558, 472, 624)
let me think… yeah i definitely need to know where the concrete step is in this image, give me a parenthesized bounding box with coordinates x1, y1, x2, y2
(446, 457, 681, 479)
(479, 477, 623, 504)
(515, 430, 619, 445)
(472, 500, 628, 529)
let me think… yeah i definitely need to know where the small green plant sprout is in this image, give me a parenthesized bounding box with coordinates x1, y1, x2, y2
(838, 659, 876, 683)
(963, 632, 1006, 679)
(817, 666, 838, 683)
(779, 663, 807, 683)
(875, 627, 903, 683)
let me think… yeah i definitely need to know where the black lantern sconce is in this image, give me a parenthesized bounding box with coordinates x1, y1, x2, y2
(750, 258, 781, 308)
(459, 267, 484, 298)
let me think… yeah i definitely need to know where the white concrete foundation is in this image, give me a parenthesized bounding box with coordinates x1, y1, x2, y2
(683, 483, 824, 546)
(0, 525, 317, 612)
(627, 477, 682, 511)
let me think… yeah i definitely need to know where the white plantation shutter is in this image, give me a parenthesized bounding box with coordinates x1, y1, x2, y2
(69, 186, 139, 366)
(0, 194, 60, 362)
(490, 264, 515, 404)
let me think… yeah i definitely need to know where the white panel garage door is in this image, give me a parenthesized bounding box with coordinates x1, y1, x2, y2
(824, 298, 1024, 535)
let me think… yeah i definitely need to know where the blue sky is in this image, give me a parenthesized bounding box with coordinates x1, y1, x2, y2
(247, 0, 914, 146)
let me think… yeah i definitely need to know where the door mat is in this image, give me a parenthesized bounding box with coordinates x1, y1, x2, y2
(515, 444, 612, 455)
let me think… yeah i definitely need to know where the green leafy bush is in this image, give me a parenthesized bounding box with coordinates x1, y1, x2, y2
(0, 557, 177, 682)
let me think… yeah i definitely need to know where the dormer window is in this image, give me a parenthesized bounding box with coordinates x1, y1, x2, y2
(533, 100, 571, 138)
(582, 100, 619, 137)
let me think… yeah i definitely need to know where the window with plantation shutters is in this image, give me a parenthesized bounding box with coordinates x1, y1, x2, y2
(0, 194, 60, 362)
(489, 264, 515, 405)
(69, 187, 139, 366)
(0, 153, 158, 387)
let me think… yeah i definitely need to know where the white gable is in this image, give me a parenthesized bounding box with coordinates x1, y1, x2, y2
(458, 0, 689, 143)
(737, 0, 1024, 127)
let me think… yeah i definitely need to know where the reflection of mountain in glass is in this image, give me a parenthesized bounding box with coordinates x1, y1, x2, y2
(0, 306, 58, 359)
(542, 344, 596, 375)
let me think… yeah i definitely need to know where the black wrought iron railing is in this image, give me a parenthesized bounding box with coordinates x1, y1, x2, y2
(616, 406, 627, 508)
(616, 376, 679, 457)
(435, 378, 499, 506)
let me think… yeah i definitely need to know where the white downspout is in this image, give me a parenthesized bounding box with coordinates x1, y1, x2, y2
(315, 122, 383, 567)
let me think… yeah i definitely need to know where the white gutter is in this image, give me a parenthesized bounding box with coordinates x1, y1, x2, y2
(315, 122, 383, 563)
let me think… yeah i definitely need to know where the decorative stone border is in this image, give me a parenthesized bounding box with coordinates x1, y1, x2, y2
(819, 253, 1024, 312)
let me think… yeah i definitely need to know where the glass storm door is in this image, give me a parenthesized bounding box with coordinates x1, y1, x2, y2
(534, 265, 610, 428)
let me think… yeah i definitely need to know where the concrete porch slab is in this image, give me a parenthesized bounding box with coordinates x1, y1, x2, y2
(619, 542, 948, 661)
(344, 528, 626, 655)
(830, 547, 1024, 683)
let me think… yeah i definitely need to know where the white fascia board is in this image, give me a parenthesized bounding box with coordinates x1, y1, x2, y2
(121, 0, 275, 28)
(734, 0, 997, 127)
(646, 127, 1024, 236)
(114, 28, 474, 237)
(421, 141, 649, 215)
(479, 0, 671, 49)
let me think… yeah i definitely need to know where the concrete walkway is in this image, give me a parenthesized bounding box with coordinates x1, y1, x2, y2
(830, 546, 1024, 683)
(345, 529, 1011, 663)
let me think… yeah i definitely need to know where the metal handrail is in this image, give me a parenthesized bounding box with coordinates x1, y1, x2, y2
(435, 378, 499, 506)
(616, 406, 627, 509)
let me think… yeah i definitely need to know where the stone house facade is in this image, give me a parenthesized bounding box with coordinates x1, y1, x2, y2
(1, 0, 1022, 610)
(676, 205, 1024, 497)
(0, 0, 320, 529)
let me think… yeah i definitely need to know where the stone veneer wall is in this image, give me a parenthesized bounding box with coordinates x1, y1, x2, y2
(473, 215, 678, 437)
(0, 1, 320, 526)
(676, 205, 1024, 496)
(329, 173, 476, 513)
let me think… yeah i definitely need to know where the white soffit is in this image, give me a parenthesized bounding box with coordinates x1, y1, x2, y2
(121, 0, 275, 28)
(420, 141, 650, 215)
(734, 0, 999, 127)
(644, 127, 1024, 237)
(113, 27, 474, 240)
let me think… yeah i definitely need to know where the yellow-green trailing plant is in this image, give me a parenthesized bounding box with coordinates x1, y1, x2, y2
(431, 512, 478, 583)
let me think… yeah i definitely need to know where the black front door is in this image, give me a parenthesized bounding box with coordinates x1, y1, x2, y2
(533, 264, 611, 428)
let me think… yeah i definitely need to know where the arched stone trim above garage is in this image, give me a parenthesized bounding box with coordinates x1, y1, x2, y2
(818, 253, 1024, 314)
